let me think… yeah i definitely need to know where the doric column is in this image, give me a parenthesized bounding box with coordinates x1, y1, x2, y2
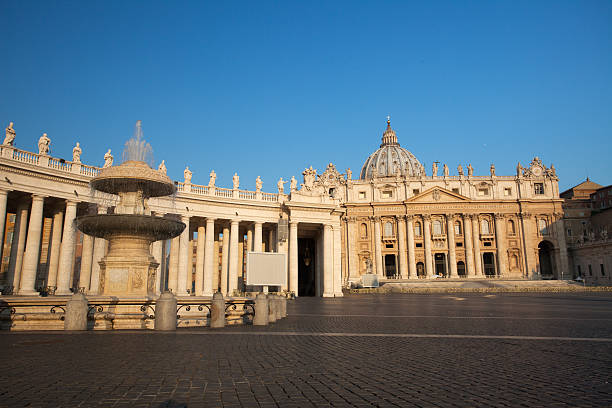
(254, 221, 263, 252)
(323, 224, 333, 297)
(346, 218, 359, 278)
(553, 212, 569, 279)
(177, 215, 190, 295)
(19, 195, 46, 295)
(0, 189, 8, 262)
(397, 216, 408, 279)
(55, 200, 77, 295)
(246, 226, 253, 252)
(289, 221, 298, 296)
(7, 202, 29, 292)
(472, 215, 483, 276)
(447, 214, 458, 278)
(168, 236, 179, 292)
(333, 225, 343, 296)
(406, 215, 417, 279)
(373, 217, 383, 277)
(494, 213, 507, 276)
(78, 234, 95, 292)
(152, 240, 163, 294)
(89, 205, 107, 294)
(463, 214, 475, 277)
(423, 215, 434, 278)
(220, 224, 230, 295)
(195, 224, 205, 295)
(46, 209, 63, 290)
(203, 218, 216, 296)
(228, 219, 239, 295)
(268, 228, 275, 252)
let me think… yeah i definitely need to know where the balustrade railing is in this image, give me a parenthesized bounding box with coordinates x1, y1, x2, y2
(239, 191, 256, 200)
(215, 187, 233, 198)
(12, 148, 40, 165)
(48, 157, 72, 171)
(261, 192, 278, 202)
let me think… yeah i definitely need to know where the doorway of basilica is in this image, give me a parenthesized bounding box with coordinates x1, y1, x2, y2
(298, 238, 316, 296)
(434, 253, 447, 277)
(483, 252, 497, 276)
(384, 254, 397, 278)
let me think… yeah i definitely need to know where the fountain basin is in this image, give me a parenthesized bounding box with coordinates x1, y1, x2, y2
(90, 160, 176, 197)
(77, 214, 185, 241)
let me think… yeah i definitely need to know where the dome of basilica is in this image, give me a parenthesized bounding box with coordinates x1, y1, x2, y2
(359, 120, 424, 180)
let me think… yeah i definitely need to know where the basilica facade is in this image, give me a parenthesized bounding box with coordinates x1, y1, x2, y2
(0, 120, 568, 298)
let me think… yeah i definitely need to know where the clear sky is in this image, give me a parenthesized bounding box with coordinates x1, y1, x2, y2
(1, 1, 611, 192)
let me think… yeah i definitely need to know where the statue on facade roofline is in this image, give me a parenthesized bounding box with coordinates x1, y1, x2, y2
(4, 122, 15, 146)
(184, 166, 193, 184)
(277, 177, 286, 194)
(255, 176, 263, 192)
(232, 172, 239, 189)
(457, 164, 464, 176)
(208, 169, 216, 187)
(38, 133, 50, 155)
(432, 161, 438, 177)
(290, 176, 297, 192)
(443, 164, 449, 177)
(72, 142, 82, 163)
(158, 160, 166, 174)
(346, 168, 352, 180)
(103, 149, 113, 168)
(516, 162, 523, 177)
(490, 163, 496, 177)
(467, 163, 473, 177)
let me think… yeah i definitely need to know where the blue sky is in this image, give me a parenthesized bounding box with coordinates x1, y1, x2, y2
(1, 1, 611, 192)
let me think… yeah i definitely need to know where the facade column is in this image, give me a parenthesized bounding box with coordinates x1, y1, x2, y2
(373, 217, 383, 277)
(519, 213, 537, 278)
(254, 221, 263, 252)
(0, 190, 8, 262)
(19, 195, 46, 295)
(406, 216, 417, 279)
(177, 215, 190, 295)
(447, 214, 458, 278)
(89, 205, 107, 294)
(463, 214, 475, 277)
(220, 223, 230, 295)
(472, 215, 483, 276)
(78, 234, 94, 292)
(346, 218, 359, 279)
(168, 236, 179, 292)
(247, 226, 253, 252)
(322, 224, 333, 297)
(55, 200, 77, 295)
(333, 224, 343, 296)
(203, 218, 215, 296)
(397, 216, 408, 279)
(195, 224, 205, 295)
(7, 202, 29, 293)
(267, 228, 275, 252)
(46, 209, 63, 291)
(553, 212, 570, 279)
(289, 221, 298, 296)
(228, 219, 239, 295)
(494, 213, 507, 276)
(423, 215, 434, 278)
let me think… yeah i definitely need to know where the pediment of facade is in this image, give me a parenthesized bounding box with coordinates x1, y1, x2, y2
(406, 187, 469, 203)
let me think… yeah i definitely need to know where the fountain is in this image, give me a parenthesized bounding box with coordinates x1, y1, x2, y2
(77, 121, 185, 297)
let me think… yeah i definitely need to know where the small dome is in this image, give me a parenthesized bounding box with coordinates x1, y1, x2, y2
(360, 120, 424, 179)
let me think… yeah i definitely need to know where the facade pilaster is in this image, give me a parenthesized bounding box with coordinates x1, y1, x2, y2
(553, 212, 569, 279)
(220, 224, 230, 294)
(423, 215, 434, 278)
(447, 214, 458, 278)
(195, 224, 205, 295)
(397, 216, 408, 279)
(78, 233, 94, 292)
(322, 224, 333, 297)
(55, 200, 77, 295)
(494, 213, 507, 276)
(7, 202, 29, 292)
(89, 205, 107, 294)
(472, 215, 483, 276)
(520, 213, 537, 278)
(46, 209, 63, 290)
(19, 196, 46, 295)
(463, 214, 475, 277)
(406, 216, 417, 279)
(333, 225, 343, 296)
(228, 219, 239, 295)
(289, 221, 298, 296)
(254, 221, 263, 252)
(373, 216, 383, 277)
(0, 190, 8, 262)
(176, 215, 190, 295)
(203, 218, 216, 296)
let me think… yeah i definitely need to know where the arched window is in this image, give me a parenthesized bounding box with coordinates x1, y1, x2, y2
(360, 223, 368, 239)
(454, 221, 462, 236)
(481, 219, 490, 234)
(415, 222, 422, 237)
(433, 220, 442, 235)
(508, 219, 516, 235)
(539, 219, 548, 235)
(384, 221, 393, 237)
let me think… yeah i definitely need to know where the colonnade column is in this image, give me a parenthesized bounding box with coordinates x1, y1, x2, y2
(247, 226, 253, 252)
(406, 215, 417, 279)
(333, 225, 343, 296)
(195, 224, 205, 295)
(55, 200, 77, 295)
(177, 215, 190, 295)
(203, 218, 215, 296)
(322, 224, 333, 297)
(289, 221, 298, 296)
(447, 214, 458, 278)
(254, 221, 262, 252)
(373, 217, 383, 277)
(472, 215, 482, 276)
(423, 215, 434, 278)
(168, 236, 179, 292)
(228, 219, 239, 295)
(397, 216, 408, 279)
(0, 190, 8, 262)
(463, 214, 475, 277)
(346, 218, 359, 279)
(78, 234, 94, 292)
(18, 196, 46, 295)
(220, 223, 230, 294)
(494, 213, 507, 276)
(89, 205, 107, 294)
(7, 202, 28, 292)
(46, 209, 63, 291)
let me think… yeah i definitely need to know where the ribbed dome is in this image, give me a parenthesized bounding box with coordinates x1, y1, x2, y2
(360, 120, 424, 180)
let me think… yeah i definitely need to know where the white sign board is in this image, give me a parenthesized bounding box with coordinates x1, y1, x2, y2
(361, 274, 379, 288)
(246, 252, 287, 286)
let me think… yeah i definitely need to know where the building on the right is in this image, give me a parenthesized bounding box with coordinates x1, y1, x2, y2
(562, 180, 612, 284)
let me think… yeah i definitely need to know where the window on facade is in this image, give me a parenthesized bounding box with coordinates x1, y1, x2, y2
(415, 222, 422, 237)
(601, 264, 605, 276)
(416, 242, 423, 248)
(480, 219, 490, 234)
(589, 264, 592, 276)
(456, 242, 463, 247)
(433, 220, 442, 235)
(508, 219, 516, 235)
(538, 219, 548, 235)
(454, 221, 462, 236)
(478, 188, 489, 196)
(384, 222, 393, 237)
(360, 223, 368, 239)
(534, 183, 544, 195)
(452, 188, 459, 194)
(385, 244, 394, 249)
(504, 187, 512, 196)
(358, 191, 366, 199)
(412, 189, 420, 195)
(381, 190, 393, 199)
(457, 261, 466, 276)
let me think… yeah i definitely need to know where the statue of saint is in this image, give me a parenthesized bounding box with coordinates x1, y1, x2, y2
(38, 133, 50, 155)
(232, 172, 239, 189)
(346, 168, 352, 180)
(303, 166, 316, 189)
(103, 149, 113, 168)
(255, 176, 263, 192)
(277, 177, 286, 194)
(72, 142, 82, 163)
(490, 163, 496, 177)
(420, 163, 426, 177)
(158, 160, 167, 174)
(467, 163, 473, 177)
(208, 170, 216, 187)
(550, 164, 556, 177)
(516, 162, 523, 177)
(184, 166, 193, 184)
(3, 122, 15, 146)
(290, 176, 297, 192)
(457, 164, 464, 176)
(432, 161, 438, 177)
(443, 164, 449, 177)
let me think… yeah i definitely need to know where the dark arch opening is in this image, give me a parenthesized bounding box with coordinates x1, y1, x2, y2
(538, 240, 555, 278)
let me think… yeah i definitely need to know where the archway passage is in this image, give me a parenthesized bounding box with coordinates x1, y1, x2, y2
(384, 254, 396, 278)
(483, 252, 496, 276)
(434, 253, 447, 277)
(298, 238, 316, 296)
(538, 240, 555, 278)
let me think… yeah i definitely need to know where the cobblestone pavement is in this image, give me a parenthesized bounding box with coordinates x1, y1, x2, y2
(1, 293, 612, 408)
